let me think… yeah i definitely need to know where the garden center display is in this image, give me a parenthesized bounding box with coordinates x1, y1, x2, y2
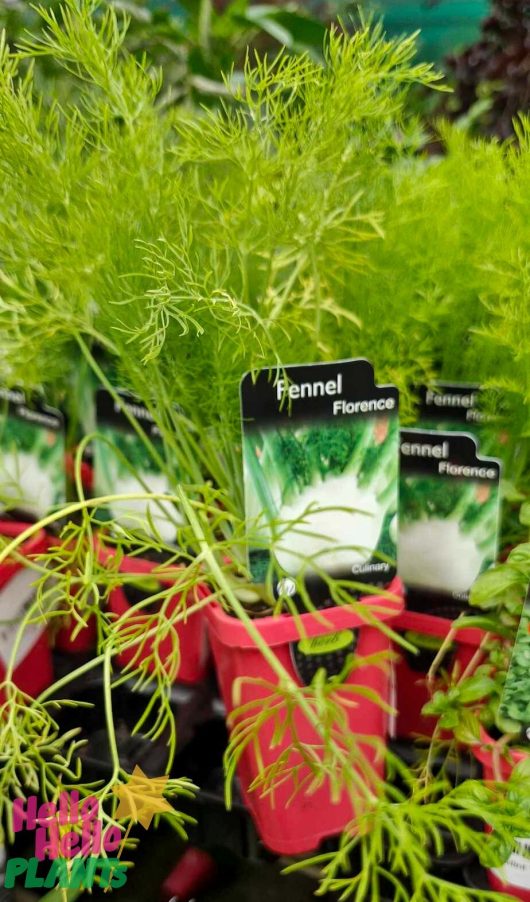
(0, 2, 529, 900)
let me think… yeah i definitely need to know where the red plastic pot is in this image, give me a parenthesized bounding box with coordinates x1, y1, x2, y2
(393, 609, 487, 740)
(0, 521, 53, 701)
(107, 552, 210, 685)
(64, 449, 94, 494)
(206, 579, 403, 856)
(46, 532, 98, 656)
(473, 729, 530, 900)
(54, 614, 98, 654)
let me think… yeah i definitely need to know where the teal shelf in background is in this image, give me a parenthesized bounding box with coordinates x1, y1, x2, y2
(144, 0, 490, 63)
(365, 1, 489, 60)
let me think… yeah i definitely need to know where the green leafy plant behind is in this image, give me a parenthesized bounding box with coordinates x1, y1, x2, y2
(0, 0, 329, 107)
(343, 120, 530, 535)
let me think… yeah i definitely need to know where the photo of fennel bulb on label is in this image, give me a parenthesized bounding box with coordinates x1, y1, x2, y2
(0, 450, 56, 520)
(0, 404, 65, 520)
(105, 471, 180, 544)
(398, 477, 499, 596)
(94, 421, 182, 544)
(275, 475, 385, 576)
(398, 518, 485, 594)
(243, 415, 398, 585)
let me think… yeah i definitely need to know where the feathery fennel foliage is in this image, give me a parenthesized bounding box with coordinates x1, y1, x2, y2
(0, 2, 443, 499)
(349, 121, 530, 499)
(0, 4, 528, 900)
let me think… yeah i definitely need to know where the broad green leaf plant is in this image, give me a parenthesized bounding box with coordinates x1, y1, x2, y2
(423, 536, 530, 759)
(0, 4, 529, 900)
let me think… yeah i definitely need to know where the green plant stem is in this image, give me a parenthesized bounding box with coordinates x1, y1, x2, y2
(40, 889, 83, 902)
(37, 654, 106, 704)
(103, 646, 121, 782)
(179, 488, 296, 684)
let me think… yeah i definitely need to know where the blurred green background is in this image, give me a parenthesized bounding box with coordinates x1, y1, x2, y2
(2, 0, 528, 137)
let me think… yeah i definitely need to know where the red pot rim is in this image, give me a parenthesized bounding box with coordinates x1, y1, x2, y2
(206, 576, 403, 649)
(0, 519, 45, 549)
(105, 547, 211, 609)
(472, 726, 529, 773)
(0, 520, 47, 557)
(393, 608, 488, 648)
(98, 543, 198, 587)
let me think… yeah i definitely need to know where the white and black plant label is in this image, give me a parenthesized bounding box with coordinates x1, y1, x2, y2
(240, 358, 399, 607)
(0, 386, 65, 520)
(417, 381, 486, 429)
(399, 428, 502, 617)
(94, 388, 182, 544)
(491, 837, 530, 891)
(0, 568, 43, 668)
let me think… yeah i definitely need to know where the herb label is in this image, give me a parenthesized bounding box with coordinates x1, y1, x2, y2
(291, 629, 357, 685)
(298, 630, 356, 656)
(240, 359, 399, 606)
(94, 389, 180, 543)
(417, 382, 486, 429)
(399, 429, 502, 617)
(490, 837, 530, 891)
(499, 585, 530, 734)
(0, 568, 44, 667)
(0, 387, 65, 521)
(416, 380, 508, 461)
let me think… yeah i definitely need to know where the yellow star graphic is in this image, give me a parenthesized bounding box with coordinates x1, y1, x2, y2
(113, 765, 175, 831)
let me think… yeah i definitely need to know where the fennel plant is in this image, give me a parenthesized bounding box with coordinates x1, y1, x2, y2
(0, 4, 528, 900)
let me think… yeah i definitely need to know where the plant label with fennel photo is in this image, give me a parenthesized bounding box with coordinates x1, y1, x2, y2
(94, 389, 182, 544)
(416, 380, 506, 459)
(0, 386, 65, 521)
(418, 381, 485, 429)
(399, 428, 502, 618)
(499, 584, 530, 738)
(240, 358, 399, 608)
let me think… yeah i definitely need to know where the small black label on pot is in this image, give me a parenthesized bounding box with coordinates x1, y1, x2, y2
(240, 359, 399, 607)
(290, 629, 357, 685)
(399, 428, 502, 615)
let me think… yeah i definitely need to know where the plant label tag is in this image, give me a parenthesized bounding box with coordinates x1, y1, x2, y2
(290, 629, 357, 685)
(416, 380, 509, 461)
(490, 836, 530, 891)
(240, 358, 399, 606)
(0, 567, 43, 667)
(94, 389, 181, 544)
(498, 584, 530, 736)
(417, 381, 485, 430)
(0, 386, 65, 521)
(399, 428, 502, 617)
